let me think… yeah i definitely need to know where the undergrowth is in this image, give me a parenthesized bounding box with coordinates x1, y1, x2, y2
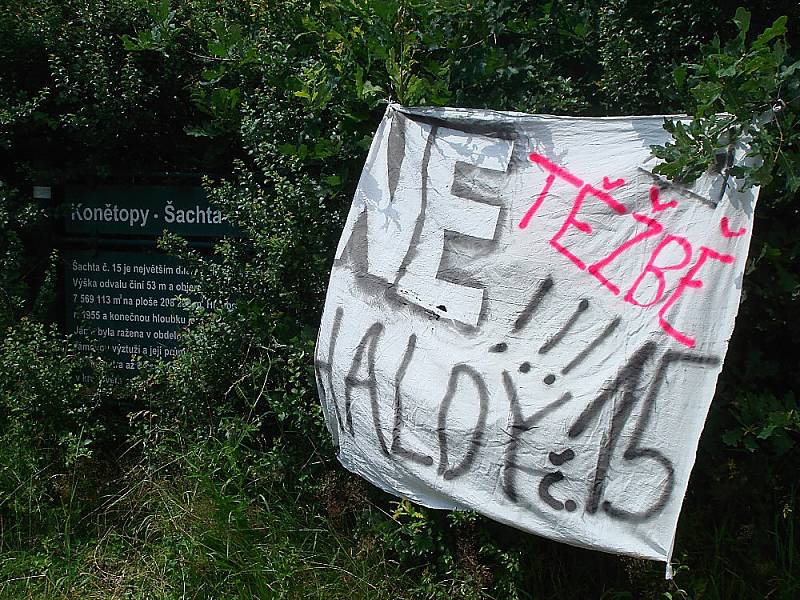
(1, 1, 798, 598)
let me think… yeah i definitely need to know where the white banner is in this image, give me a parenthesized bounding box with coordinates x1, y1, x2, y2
(315, 105, 759, 567)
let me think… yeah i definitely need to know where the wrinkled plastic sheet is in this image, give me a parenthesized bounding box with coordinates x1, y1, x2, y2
(315, 105, 759, 570)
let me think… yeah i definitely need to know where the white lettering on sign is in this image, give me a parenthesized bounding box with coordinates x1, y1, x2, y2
(70, 203, 225, 228)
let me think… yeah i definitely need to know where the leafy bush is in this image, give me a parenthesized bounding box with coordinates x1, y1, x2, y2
(0, 318, 110, 535)
(0, 1, 798, 598)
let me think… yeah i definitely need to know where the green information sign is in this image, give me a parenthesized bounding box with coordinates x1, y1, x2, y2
(62, 186, 233, 377)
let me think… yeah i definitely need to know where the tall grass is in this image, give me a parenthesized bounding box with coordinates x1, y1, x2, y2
(1, 409, 797, 599)
(0, 429, 415, 600)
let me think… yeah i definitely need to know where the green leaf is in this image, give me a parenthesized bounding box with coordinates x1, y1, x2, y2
(722, 429, 743, 446)
(757, 424, 776, 440)
(148, 0, 170, 22)
(733, 7, 751, 39)
(121, 34, 139, 51)
(782, 58, 800, 78)
(312, 139, 337, 159)
(354, 65, 364, 97)
(376, 0, 398, 22)
(753, 16, 787, 49)
(361, 80, 384, 99)
(673, 65, 687, 89)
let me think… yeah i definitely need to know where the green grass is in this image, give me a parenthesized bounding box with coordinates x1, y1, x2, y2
(0, 469, 414, 599)
(1, 434, 797, 600)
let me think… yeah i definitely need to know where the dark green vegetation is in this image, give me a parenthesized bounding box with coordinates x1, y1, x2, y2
(1, 1, 798, 598)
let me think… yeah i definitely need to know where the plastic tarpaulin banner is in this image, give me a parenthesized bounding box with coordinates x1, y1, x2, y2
(315, 105, 759, 567)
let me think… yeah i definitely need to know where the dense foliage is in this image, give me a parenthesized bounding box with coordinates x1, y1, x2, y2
(1, 1, 798, 598)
